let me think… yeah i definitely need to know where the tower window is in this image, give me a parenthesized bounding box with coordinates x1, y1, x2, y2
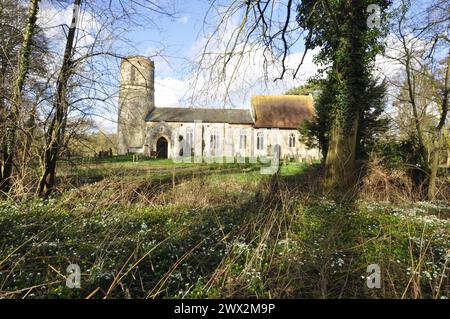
(130, 66, 136, 83)
(257, 132, 264, 150)
(289, 133, 296, 148)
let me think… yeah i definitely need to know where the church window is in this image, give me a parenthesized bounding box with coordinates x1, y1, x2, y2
(289, 133, 296, 148)
(210, 131, 219, 149)
(186, 128, 193, 150)
(239, 129, 247, 149)
(257, 132, 264, 150)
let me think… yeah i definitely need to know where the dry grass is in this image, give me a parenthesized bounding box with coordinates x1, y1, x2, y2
(358, 160, 418, 203)
(357, 160, 449, 203)
(61, 168, 261, 210)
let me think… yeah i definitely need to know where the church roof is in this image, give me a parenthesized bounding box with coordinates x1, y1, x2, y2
(145, 107, 254, 124)
(251, 95, 314, 129)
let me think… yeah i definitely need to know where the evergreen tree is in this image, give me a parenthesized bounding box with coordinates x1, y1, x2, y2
(297, 0, 391, 190)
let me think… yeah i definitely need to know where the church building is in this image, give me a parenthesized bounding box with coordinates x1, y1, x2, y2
(117, 56, 320, 161)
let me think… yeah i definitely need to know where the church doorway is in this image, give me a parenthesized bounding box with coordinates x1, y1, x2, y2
(156, 137, 168, 159)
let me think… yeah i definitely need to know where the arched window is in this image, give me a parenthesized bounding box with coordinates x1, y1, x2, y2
(210, 130, 219, 149)
(257, 132, 264, 150)
(239, 129, 247, 149)
(289, 133, 296, 148)
(186, 127, 193, 151)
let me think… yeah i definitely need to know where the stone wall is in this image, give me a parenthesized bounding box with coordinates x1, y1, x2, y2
(144, 121, 321, 161)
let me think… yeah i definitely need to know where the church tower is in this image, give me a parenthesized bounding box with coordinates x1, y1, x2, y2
(117, 56, 155, 154)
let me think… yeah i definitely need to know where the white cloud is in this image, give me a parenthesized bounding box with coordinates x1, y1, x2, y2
(155, 76, 190, 107)
(178, 15, 189, 24)
(374, 35, 406, 81)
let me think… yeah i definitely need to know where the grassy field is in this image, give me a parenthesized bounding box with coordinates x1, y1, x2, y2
(0, 157, 449, 298)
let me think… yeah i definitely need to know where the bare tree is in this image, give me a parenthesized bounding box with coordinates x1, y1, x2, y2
(386, 0, 449, 199)
(37, 0, 81, 197)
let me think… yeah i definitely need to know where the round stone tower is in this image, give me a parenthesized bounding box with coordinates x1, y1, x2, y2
(117, 56, 155, 154)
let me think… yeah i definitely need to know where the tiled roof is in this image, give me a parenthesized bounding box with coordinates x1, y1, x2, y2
(146, 107, 254, 124)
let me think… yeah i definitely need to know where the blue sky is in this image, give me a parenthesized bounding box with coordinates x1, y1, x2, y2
(125, 0, 211, 78)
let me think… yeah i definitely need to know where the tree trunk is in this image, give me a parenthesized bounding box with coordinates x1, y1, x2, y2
(37, 0, 81, 197)
(0, 0, 40, 193)
(20, 103, 37, 178)
(427, 148, 439, 200)
(403, 47, 429, 170)
(321, 1, 370, 194)
(0, 66, 5, 180)
(447, 149, 450, 167)
(324, 116, 359, 191)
